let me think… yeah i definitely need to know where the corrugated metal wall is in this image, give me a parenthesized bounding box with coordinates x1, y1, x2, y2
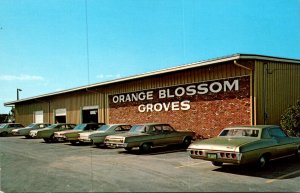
(16, 90, 106, 125)
(255, 61, 300, 125)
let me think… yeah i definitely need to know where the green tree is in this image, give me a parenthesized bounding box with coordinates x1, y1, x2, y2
(280, 100, 300, 137)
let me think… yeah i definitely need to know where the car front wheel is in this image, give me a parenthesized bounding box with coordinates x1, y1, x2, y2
(139, 143, 151, 152)
(257, 154, 269, 168)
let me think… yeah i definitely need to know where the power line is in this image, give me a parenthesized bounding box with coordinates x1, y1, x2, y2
(85, 0, 90, 84)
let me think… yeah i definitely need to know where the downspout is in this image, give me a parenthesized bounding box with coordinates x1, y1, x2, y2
(234, 60, 254, 125)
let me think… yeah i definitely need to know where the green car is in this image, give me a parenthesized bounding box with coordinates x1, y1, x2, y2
(188, 125, 300, 168)
(104, 123, 195, 152)
(53, 123, 105, 145)
(29, 123, 76, 142)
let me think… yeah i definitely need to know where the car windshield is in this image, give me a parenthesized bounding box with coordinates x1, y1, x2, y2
(0, 124, 6, 128)
(73, 124, 87, 131)
(97, 125, 110, 131)
(26, 123, 36, 128)
(48, 124, 59, 129)
(129, 125, 146, 133)
(219, 128, 259, 137)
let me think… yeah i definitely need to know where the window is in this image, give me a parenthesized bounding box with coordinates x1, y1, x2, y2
(268, 127, 287, 138)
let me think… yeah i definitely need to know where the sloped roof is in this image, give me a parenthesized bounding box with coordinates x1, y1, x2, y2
(4, 53, 300, 106)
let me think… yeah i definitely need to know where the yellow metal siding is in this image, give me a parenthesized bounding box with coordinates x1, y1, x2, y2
(15, 90, 105, 125)
(255, 61, 300, 125)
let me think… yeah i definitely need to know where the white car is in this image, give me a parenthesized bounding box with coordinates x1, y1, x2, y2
(12, 123, 51, 138)
(78, 124, 131, 147)
(0, 123, 24, 137)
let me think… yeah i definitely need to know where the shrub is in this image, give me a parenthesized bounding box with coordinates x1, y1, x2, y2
(280, 100, 300, 137)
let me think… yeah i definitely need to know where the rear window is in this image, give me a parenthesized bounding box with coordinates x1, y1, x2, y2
(219, 129, 259, 137)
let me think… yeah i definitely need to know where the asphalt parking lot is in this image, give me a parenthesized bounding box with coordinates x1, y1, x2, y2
(0, 136, 299, 192)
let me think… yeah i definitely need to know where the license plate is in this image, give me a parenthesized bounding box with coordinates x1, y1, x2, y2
(207, 153, 217, 159)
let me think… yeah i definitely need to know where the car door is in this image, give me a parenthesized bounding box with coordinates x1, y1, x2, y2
(148, 125, 165, 146)
(161, 125, 180, 144)
(268, 127, 295, 158)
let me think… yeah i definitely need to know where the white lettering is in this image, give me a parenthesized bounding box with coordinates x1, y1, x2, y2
(175, 87, 185, 97)
(119, 95, 125, 103)
(138, 92, 146, 101)
(210, 82, 222, 93)
(147, 91, 154, 100)
(146, 104, 153, 112)
(197, 83, 209, 94)
(159, 89, 166, 99)
(112, 96, 119, 103)
(163, 102, 171, 111)
(167, 89, 174, 98)
(224, 80, 239, 91)
(131, 93, 138, 102)
(125, 94, 131, 102)
(172, 101, 180, 111)
(138, 104, 146, 112)
(154, 103, 163, 111)
(181, 100, 191, 111)
(186, 85, 197, 96)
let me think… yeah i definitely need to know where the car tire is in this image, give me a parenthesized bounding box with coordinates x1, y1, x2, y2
(182, 137, 192, 148)
(0, 131, 8, 137)
(125, 147, 133, 151)
(70, 141, 77, 145)
(257, 154, 269, 168)
(25, 135, 31, 139)
(50, 135, 57, 143)
(43, 138, 50, 143)
(139, 143, 151, 152)
(212, 161, 223, 166)
(295, 146, 300, 158)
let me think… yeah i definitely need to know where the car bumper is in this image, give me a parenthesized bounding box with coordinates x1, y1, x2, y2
(188, 149, 243, 165)
(78, 138, 92, 143)
(105, 142, 128, 148)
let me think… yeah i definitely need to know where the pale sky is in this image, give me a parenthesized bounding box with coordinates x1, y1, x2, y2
(1, 0, 300, 113)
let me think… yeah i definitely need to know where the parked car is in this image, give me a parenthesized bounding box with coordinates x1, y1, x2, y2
(29, 123, 76, 142)
(78, 124, 132, 146)
(54, 123, 105, 145)
(188, 125, 300, 168)
(12, 123, 51, 138)
(104, 123, 195, 152)
(0, 123, 24, 136)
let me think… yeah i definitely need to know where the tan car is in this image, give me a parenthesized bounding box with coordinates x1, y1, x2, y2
(78, 124, 131, 146)
(104, 123, 195, 152)
(188, 125, 300, 168)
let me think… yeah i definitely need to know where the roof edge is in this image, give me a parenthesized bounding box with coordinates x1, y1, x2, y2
(4, 53, 300, 106)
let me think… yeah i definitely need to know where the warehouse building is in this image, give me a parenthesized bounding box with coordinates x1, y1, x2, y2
(4, 54, 300, 138)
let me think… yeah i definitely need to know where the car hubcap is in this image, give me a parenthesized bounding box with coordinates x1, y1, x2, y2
(259, 157, 266, 167)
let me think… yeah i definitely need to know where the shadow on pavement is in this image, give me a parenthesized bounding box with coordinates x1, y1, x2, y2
(213, 156, 300, 180)
(118, 144, 188, 155)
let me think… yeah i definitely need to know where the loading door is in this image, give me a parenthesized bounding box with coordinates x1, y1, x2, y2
(55, 108, 66, 123)
(82, 106, 99, 123)
(34, 111, 44, 123)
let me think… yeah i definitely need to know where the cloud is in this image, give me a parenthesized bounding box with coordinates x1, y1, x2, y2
(96, 74, 122, 79)
(0, 74, 44, 81)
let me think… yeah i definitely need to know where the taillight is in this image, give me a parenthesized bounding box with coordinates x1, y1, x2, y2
(220, 152, 225, 158)
(231, 153, 236, 159)
(190, 150, 194, 155)
(226, 153, 231, 158)
(198, 151, 203, 155)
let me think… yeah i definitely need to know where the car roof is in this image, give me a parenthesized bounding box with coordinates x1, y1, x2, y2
(225, 125, 279, 130)
(135, 123, 170, 126)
